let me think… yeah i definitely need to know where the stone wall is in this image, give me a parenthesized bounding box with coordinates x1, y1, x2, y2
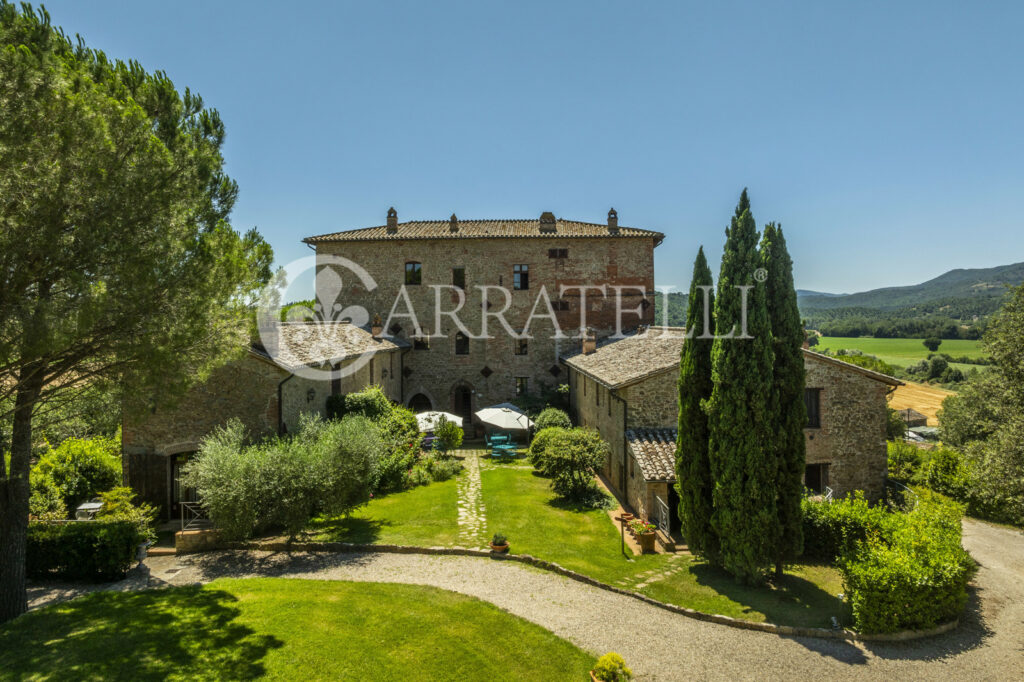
(804, 355, 891, 501)
(621, 369, 677, 429)
(317, 236, 656, 414)
(569, 370, 626, 489)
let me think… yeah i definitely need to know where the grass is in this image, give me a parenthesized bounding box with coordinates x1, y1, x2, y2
(816, 336, 985, 371)
(0, 578, 595, 681)
(305, 475, 460, 546)
(305, 448, 849, 628)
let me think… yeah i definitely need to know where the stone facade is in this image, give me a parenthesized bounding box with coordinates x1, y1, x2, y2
(565, 337, 901, 524)
(309, 213, 661, 422)
(803, 352, 896, 501)
(123, 337, 405, 517)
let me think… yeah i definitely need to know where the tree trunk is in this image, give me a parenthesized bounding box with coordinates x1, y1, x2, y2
(0, 367, 43, 624)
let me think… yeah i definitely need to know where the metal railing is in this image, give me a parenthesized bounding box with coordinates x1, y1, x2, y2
(824, 486, 834, 503)
(654, 495, 670, 535)
(885, 478, 919, 511)
(181, 501, 212, 531)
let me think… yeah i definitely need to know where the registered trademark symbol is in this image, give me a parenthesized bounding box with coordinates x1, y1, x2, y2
(754, 267, 768, 283)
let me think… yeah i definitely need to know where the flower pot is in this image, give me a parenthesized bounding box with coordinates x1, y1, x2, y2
(620, 512, 634, 523)
(489, 542, 510, 553)
(638, 531, 656, 553)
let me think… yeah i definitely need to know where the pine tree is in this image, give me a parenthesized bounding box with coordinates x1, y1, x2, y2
(706, 189, 777, 584)
(760, 223, 806, 577)
(675, 247, 717, 559)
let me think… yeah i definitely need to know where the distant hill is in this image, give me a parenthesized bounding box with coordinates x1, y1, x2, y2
(799, 262, 1024, 311)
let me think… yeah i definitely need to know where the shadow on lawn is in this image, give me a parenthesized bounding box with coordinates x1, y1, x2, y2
(689, 560, 850, 631)
(305, 515, 387, 544)
(0, 586, 282, 679)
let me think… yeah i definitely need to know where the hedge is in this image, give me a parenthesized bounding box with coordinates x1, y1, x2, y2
(800, 493, 894, 562)
(840, 492, 976, 633)
(27, 520, 143, 581)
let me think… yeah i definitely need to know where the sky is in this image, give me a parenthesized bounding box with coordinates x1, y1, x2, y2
(36, 0, 1024, 295)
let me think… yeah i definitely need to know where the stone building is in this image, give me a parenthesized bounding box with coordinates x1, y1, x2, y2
(122, 322, 406, 518)
(304, 209, 664, 427)
(562, 331, 902, 534)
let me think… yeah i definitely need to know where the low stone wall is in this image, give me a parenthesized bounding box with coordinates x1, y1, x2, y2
(219, 538, 957, 642)
(175, 529, 222, 554)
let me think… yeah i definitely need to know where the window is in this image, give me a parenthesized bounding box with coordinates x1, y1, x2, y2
(805, 463, 830, 494)
(804, 388, 821, 428)
(515, 337, 528, 355)
(452, 267, 466, 290)
(515, 377, 529, 396)
(513, 264, 529, 290)
(405, 262, 422, 285)
(413, 334, 430, 350)
(548, 248, 568, 259)
(455, 332, 469, 355)
(553, 300, 570, 311)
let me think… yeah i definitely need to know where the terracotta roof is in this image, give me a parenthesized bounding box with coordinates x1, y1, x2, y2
(304, 218, 664, 244)
(802, 349, 904, 387)
(627, 428, 677, 482)
(561, 327, 685, 389)
(252, 322, 407, 370)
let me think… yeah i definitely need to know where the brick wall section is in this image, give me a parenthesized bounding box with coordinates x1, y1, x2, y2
(317, 236, 656, 413)
(804, 354, 891, 501)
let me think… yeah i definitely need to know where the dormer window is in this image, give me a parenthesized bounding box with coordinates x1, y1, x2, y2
(405, 262, 422, 286)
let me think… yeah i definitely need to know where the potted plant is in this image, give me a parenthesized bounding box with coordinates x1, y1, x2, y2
(489, 532, 509, 553)
(628, 519, 657, 553)
(591, 652, 633, 681)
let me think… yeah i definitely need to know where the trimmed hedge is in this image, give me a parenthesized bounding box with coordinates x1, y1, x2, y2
(27, 520, 143, 581)
(840, 491, 976, 633)
(800, 493, 893, 562)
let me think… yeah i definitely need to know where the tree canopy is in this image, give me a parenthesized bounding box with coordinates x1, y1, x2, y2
(0, 2, 273, 622)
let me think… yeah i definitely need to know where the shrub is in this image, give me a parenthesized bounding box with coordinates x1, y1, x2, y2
(887, 440, 922, 481)
(920, 446, 972, 500)
(182, 415, 382, 540)
(801, 493, 894, 562)
(95, 487, 158, 543)
(840, 492, 975, 633)
(433, 417, 464, 454)
(33, 435, 121, 513)
(491, 532, 507, 546)
(923, 337, 942, 352)
(372, 402, 422, 493)
(528, 426, 568, 476)
(592, 652, 633, 681)
(26, 520, 144, 581)
(545, 428, 609, 503)
(28, 471, 67, 521)
(333, 385, 394, 421)
(410, 453, 463, 485)
(534, 407, 571, 431)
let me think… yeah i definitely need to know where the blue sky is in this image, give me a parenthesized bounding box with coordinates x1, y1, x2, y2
(39, 1, 1024, 295)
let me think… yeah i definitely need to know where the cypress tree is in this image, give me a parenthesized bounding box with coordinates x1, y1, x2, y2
(675, 247, 717, 559)
(761, 223, 807, 576)
(706, 189, 777, 584)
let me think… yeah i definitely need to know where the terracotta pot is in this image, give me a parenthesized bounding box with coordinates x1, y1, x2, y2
(489, 542, 510, 553)
(620, 512, 634, 523)
(638, 531, 656, 553)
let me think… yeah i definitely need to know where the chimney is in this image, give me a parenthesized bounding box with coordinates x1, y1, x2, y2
(371, 313, 384, 338)
(607, 208, 619, 234)
(582, 328, 597, 355)
(539, 211, 557, 233)
(449, 213, 459, 232)
(386, 207, 398, 233)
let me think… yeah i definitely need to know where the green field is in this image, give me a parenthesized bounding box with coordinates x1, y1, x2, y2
(816, 337, 986, 371)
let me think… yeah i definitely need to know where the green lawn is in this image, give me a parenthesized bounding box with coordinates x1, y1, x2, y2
(816, 336, 986, 371)
(0, 579, 595, 681)
(305, 475, 460, 546)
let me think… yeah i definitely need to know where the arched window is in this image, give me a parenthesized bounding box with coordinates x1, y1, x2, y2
(409, 393, 432, 412)
(405, 261, 422, 285)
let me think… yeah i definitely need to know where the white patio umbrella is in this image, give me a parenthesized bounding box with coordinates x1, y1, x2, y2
(475, 403, 534, 431)
(415, 411, 464, 432)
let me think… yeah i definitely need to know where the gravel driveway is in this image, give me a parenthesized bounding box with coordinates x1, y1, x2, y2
(28, 518, 1024, 680)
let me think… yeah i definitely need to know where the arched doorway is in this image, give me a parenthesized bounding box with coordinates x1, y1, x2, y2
(408, 393, 432, 413)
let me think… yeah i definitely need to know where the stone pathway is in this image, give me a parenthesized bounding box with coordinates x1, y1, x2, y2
(617, 553, 689, 590)
(456, 450, 487, 547)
